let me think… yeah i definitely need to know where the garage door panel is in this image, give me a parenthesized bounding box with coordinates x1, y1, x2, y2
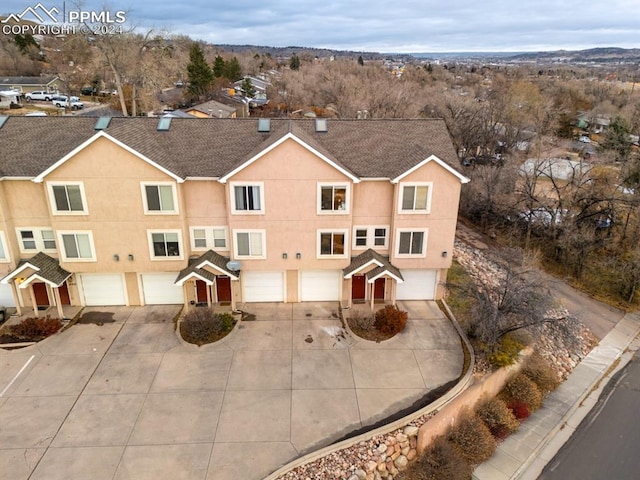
(396, 270, 437, 300)
(243, 271, 284, 302)
(141, 273, 183, 305)
(301, 270, 341, 302)
(0, 284, 15, 307)
(80, 274, 127, 306)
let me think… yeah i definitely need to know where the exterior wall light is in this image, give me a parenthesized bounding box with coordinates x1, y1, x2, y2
(282, 253, 288, 259)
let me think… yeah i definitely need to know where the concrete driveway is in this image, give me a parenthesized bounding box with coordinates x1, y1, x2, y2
(0, 301, 464, 480)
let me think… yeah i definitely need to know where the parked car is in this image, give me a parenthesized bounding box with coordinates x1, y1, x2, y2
(51, 95, 84, 110)
(0, 305, 6, 323)
(80, 86, 96, 95)
(24, 90, 54, 101)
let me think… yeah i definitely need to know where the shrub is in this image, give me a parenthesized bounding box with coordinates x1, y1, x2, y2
(475, 397, 519, 440)
(522, 351, 560, 395)
(9, 316, 62, 340)
(374, 304, 408, 336)
(489, 335, 525, 368)
(448, 413, 497, 466)
(347, 311, 375, 332)
(399, 436, 472, 480)
(506, 399, 530, 420)
(180, 308, 235, 346)
(501, 373, 543, 411)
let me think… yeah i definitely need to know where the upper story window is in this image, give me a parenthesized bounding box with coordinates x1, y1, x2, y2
(318, 229, 348, 258)
(17, 228, 56, 253)
(0, 232, 9, 263)
(353, 226, 389, 249)
(399, 182, 432, 214)
(48, 182, 88, 215)
(142, 183, 178, 214)
(231, 182, 264, 214)
(234, 230, 265, 259)
(190, 227, 228, 251)
(318, 183, 349, 214)
(58, 231, 96, 262)
(396, 229, 427, 257)
(148, 230, 183, 260)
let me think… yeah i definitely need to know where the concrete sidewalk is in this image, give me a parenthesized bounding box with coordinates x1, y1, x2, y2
(473, 312, 640, 480)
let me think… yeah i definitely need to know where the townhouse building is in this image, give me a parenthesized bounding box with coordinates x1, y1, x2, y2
(0, 116, 468, 317)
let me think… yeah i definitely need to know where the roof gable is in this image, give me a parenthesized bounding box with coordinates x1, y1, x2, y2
(392, 154, 470, 184)
(33, 130, 184, 183)
(219, 132, 360, 184)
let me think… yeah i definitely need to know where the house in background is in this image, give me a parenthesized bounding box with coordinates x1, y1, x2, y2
(0, 116, 468, 316)
(0, 76, 61, 93)
(183, 100, 237, 118)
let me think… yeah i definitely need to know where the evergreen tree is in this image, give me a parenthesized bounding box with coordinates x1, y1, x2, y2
(290, 53, 300, 71)
(600, 116, 633, 162)
(224, 57, 242, 81)
(240, 77, 256, 98)
(212, 55, 226, 78)
(186, 43, 213, 99)
(357, 55, 364, 66)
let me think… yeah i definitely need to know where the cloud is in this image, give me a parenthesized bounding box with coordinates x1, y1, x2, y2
(1, 0, 638, 52)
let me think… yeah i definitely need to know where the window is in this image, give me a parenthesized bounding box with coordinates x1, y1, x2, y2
(0, 232, 9, 262)
(396, 229, 427, 257)
(399, 182, 432, 213)
(16, 228, 56, 252)
(58, 231, 95, 261)
(318, 183, 349, 214)
(231, 183, 264, 213)
(142, 183, 177, 214)
(190, 227, 228, 251)
(20, 230, 36, 250)
(48, 182, 87, 214)
(149, 231, 182, 259)
(234, 230, 265, 258)
(318, 230, 348, 258)
(352, 226, 389, 249)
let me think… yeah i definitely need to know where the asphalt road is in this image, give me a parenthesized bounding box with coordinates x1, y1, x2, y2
(539, 351, 640, 480)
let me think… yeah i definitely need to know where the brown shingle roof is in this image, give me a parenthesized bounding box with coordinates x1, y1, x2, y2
(0, 117, 460, 179)
(343, 249, 403, 280)
(3, 252, 71, 286)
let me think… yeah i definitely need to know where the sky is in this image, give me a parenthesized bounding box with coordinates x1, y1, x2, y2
(2, 0, 639, 53)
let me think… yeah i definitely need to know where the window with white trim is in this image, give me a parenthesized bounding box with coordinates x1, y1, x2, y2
(318, 230, 348, 258)
(16, 228, 56, 253)
(234, 230, 265, 258)
(190, 227, 228, 251)
(352, 226, 389, 249)
(148, 231, 182, 259)
(142, 183, 178, 214)
(48, 182, 88, 215)
(0, 232, 9, 262)
(231, 183, 264, 213)
(318, 183, 349, 214)
(58, 231, 96, 262)
(399, 182, 432, 213)
(396, 229, 427, 257)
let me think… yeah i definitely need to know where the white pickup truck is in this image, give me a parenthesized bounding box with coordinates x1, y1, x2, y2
(24, 90, 54, 101)
(51, 95, 84, 110)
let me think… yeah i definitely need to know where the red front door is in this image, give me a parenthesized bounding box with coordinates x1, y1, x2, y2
(352, 275, 366, 302)
(58, 282, 71, 305)
(196, 280, 208, 304)
(216, 276, 232, 304)
(374, 278, 385, 302)
(33, 283, 50, 307)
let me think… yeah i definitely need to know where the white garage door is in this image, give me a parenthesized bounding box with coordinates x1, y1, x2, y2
(80, 274, 127, 306)
(396, 270, 438, 300)
(0, 283, 15, 307)
(242, 271, 284, 302)
(141, 273, 184, 305)
(301, 270, 341, 301)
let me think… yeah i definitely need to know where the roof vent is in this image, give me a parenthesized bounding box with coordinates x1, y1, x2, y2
(94, 116, 111, 130)
(257, 118, 270, 132)
(157, 117, 172, 131)
(315, 118, 328, 132)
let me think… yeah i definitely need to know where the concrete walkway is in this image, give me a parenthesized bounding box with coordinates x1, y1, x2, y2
(0, 301, 463, 480)
(473, 312, 640, 480)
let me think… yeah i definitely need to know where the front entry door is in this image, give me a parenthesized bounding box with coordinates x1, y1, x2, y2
(374, 278, 385, 302)
(196, 280, 208, 305)
(58, 282, 71, 305)
(33, 283, 50, 308)
(352, 275, 366, 302)
(216, 276, 232, 304)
